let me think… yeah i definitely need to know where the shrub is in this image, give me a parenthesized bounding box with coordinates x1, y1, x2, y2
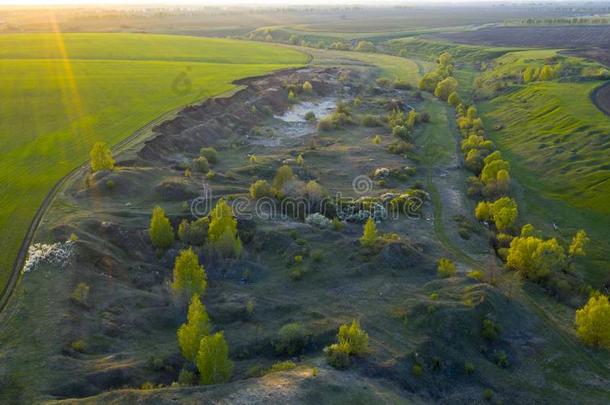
(90, 142, 114, 172)
(411, 363, 423, 377)
(569, 229, 589, 258)
(172, 248, 207, 299)
(196, 332, 233, 385)
(317, 116, 334, 131)
(302, 81, 313, 93)
(71, 282, 90, 306)
(288, 90, 297, 103)
(494, 350, 509, 368)
(467, 270, 484, 281)
(192, 156, 210, 173)
(305, 213, 331, 228)
(464, 362, 475, 375)
(296, 154, 305, 166)
(355, 40, 375, 52)
(481, 318, 500, 341)
(338, 319, 369, 355)
(447, 91, 460, 107)
(324, 343, 351, 369)
(361, 114, 382, 127)
(149, 206, 174, 249)
(372, 135, 382, 145)
(392, 125, 411, 141)
(575, 293, 610, 349)
(304, 111, 316, 121)
(178, 217, 209, 246)
(178, 295, 211, 362)
(270, 360, 297, 373)
(275, 322, 309, 355)
(71, 340, 86, 353)
(249, 179, 274, 199)
(207, 199, 242, 258)
(199, 147, 218, 164)
(360, 217, 378, 247)
(483, 388, 493, 401)
(272, 165, 294, 192)
(177, 368, 196, 386)
(437, 258, 456, 278)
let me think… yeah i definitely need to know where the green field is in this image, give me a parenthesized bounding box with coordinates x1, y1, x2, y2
(0, 33, 306, 289)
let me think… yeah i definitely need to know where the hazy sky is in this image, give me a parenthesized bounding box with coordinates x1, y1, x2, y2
(0, 0, 565, 5)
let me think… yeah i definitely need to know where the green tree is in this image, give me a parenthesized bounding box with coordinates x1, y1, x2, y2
(569, 229, 589, 258)
(490, 197, 518, 231)
(475, 201, 492, 222)
(172, 248, 207, 298)
(207, 199, 242, 258)
(575, 293, 610, 349)
(538, 65, 555, 81)
(199, 147, 218, 164)
(496, 169, 510, 193)
(196, 332, 233, 385)
(178, 295, 211, 362)
(522, 66, 538, 82)
(481, 159, 510, 185)
(149, 206, 174, 249)
(360, 217, 378, 247)
(438, 52, 453, 67)
(249, 179, 273, 199)
(90, 142, 115, 172)
(520, 223, 537, 237)
(434, 77, 458, 101)
(418, 71, 442, 92)
(447, 91, 461, 107)
(272, 165, 294, 191)
(288, 90, 296, 103)
(302, 81, 313, 93)
(507, 236, 565, 280)
(337, 319, 369, 355)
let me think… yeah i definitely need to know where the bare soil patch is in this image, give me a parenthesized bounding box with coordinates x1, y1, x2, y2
(439, 25, 610, 50)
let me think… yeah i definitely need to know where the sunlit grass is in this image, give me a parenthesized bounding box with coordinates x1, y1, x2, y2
(0, 33, 306, 287)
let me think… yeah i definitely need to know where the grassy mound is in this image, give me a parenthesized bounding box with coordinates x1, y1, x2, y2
(0, 33, 306, 288)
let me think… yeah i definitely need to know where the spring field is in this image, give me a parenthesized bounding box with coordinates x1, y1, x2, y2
(0, 33, 306, 289)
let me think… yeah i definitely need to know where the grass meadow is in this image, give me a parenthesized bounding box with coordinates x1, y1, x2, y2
(0, 33, 306, 288)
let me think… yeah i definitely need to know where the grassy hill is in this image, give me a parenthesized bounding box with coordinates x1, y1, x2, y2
(481, 81, 610, 214)
(0, 33, 306, 289)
